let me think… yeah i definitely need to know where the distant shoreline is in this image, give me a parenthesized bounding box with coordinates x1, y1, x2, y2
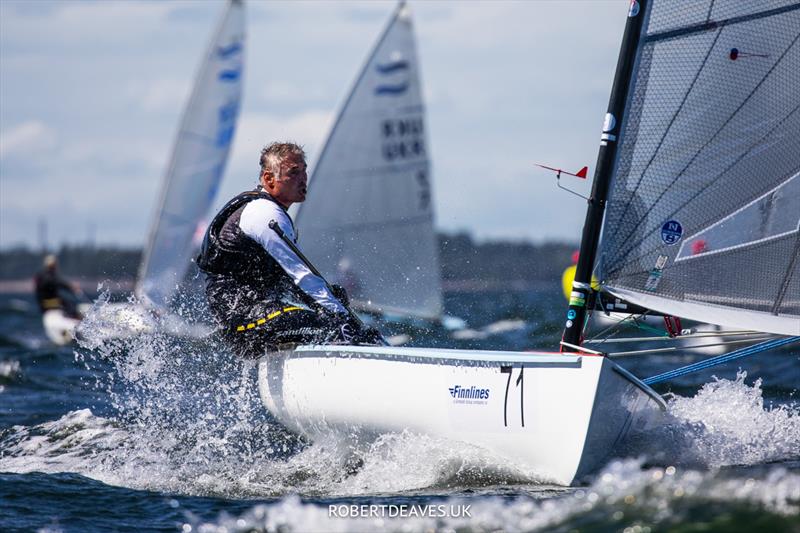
(0, 278, 135, 295)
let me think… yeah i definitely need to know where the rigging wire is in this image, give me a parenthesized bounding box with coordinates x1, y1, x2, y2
(607, 335, 774, 357)
(642, 335, 800, 385)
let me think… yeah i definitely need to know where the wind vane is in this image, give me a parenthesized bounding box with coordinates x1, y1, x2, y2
(535, 163, 588, 179)
(536, 163, 589, 200)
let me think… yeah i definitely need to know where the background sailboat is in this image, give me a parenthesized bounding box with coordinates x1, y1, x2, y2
(294, 2, 443, 323)
(137, 0, 245, 313)
(79, 0, 245, 342)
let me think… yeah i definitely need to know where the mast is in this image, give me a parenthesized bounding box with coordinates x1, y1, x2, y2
(561, 0, 650, 349)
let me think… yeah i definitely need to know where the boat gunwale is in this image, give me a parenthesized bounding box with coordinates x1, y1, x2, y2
(267, 344, 590, 368)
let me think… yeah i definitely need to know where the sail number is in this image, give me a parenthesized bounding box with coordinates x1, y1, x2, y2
(381, 117, 425, 162)
(500, 366, 525, 427)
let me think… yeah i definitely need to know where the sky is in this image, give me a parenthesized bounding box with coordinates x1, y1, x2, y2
(0, 0, 628, 250)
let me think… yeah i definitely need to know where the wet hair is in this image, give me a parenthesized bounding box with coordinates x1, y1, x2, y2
(259, 142, 305, 182)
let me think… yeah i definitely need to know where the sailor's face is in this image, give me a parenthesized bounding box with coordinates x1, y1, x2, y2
(268, 154, 308, 207)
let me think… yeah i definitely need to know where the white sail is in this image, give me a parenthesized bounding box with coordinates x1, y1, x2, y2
(294, 2, 442, 320)
(137, 0, 245, 310)
(597, 2, 800, 335)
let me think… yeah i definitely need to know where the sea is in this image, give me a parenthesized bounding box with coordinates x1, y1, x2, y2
(1, 287, 798, 533)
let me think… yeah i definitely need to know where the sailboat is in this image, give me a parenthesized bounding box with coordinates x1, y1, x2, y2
(257, 0, 799, 486)
(293, 1, 442, 323)
(42, 302, 91, 346)
(81, 0, 245, 342)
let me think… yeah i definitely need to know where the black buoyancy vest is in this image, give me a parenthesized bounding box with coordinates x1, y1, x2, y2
(197, 190, 278, 277)
(198, 189, 317, 319)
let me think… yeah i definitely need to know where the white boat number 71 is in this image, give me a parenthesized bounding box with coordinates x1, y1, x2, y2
(500, 366, 525, 427)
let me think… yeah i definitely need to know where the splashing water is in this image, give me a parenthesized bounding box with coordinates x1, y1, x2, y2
(626, 371, 800, 468)
(2, 294, 799, 504)
(188, 459, 800, 532)
(0, 359, 20, 379)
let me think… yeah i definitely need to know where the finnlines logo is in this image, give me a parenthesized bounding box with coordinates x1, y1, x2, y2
(449, 385, 490, 400)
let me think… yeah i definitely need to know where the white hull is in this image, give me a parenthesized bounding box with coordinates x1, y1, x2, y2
(258, 345, 665, 486)
(42, 310, 82, 346)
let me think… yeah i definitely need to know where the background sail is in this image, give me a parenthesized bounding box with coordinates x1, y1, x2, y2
(137, 0, 245, 309)
(295, 3, 442, 320)
(598, 1, 800, 335)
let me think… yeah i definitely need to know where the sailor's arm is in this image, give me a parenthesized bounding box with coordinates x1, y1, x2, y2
(240, 201, 347, 314)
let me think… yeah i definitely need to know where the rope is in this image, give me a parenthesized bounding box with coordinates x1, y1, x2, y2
(587, 311, 668, 346)
(642, 336, 800, 385)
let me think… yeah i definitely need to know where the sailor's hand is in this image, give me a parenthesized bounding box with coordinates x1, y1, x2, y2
(359, 325, 384, 345)
(338, 316, 361, 343)
(338, 317, 383, 345)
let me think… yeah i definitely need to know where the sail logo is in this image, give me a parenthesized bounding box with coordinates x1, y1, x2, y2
(217, 40, 243, 82)
(448, 385, 490, 404)
(374, 56, 410, 96)
(217, 42, 242, 59)
(661, 220, 683, 245)
(215, 99, 240, 148)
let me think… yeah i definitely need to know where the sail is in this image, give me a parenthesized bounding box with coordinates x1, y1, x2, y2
(137, 0, 245, 309)
(294, 2, 442, 320)
(597, 1, 800, 335)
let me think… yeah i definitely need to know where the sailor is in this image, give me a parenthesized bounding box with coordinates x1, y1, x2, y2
(197, 141, 381, 358)
(33, 254, 83, 319)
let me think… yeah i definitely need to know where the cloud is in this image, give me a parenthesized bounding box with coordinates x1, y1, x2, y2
(0, 120, 57, 158)
(217, 109, 334, 201)
(256, 80, 332, 107)
(1, 0, 630, 248)
(124, 78, 192, 114)
(0, 1, 176, 47)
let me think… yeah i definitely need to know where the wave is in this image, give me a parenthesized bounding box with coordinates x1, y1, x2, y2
(2, 308, 797, 501)
(187, 459, 800, 532)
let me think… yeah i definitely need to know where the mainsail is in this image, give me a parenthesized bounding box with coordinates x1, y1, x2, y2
(137, 0, 245, 310)
(597, 1, 800, 335)
(294, 2, 442, 320)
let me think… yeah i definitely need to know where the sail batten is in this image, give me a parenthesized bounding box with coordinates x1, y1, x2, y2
(295, 3, 442, 320)
(598, 0, 800, 335)
(645, 3, 800, 42)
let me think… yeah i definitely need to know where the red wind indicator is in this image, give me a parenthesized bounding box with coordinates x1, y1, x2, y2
(535, 163, 588, 179)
